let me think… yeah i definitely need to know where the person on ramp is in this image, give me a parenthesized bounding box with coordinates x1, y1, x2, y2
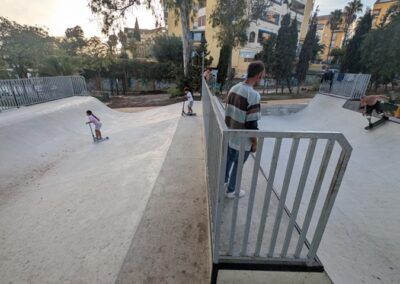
(224, 61, 265, 199)
(360, 95, 390, 126)
(184, 87, 194, 115)
(86, 110, 103, 140)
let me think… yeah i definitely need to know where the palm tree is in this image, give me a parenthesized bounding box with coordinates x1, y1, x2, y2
(327, 9, 343, 62)
(343, 0, 363, 46)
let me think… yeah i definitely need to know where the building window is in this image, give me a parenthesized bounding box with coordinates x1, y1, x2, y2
(240, 50, 256, 62)
(249, 32, 256, 43)
(372, 9, 381, 16)
(257, 29, 275, 43)
(291, 0, 305, 14)
(198, 15, 206, 27)
(192, 31, 205, 42)
(262, 10, 280, 25)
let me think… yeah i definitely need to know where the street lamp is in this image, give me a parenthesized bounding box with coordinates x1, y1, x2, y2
(192, 36, 207, 99)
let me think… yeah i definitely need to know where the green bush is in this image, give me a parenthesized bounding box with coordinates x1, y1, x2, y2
(167, 87, 182, 98)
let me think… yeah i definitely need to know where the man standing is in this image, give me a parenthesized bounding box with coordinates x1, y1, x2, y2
(224, 61, 265, 198)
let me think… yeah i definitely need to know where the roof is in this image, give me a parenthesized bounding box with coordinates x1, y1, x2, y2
(317, 15, 331, 21)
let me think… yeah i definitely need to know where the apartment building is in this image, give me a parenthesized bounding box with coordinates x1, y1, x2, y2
(316, 15, 345, 62)
(372, 0, 398, 27)
(166, 0, 314, 76)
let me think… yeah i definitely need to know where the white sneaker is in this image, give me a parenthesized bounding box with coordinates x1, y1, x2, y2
(225, 190, 246, 199)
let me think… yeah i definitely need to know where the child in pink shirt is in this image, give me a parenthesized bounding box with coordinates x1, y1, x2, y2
(86, 110, 103, 139)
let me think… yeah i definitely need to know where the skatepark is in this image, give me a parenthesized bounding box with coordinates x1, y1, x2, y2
(1, 84, 399, 283)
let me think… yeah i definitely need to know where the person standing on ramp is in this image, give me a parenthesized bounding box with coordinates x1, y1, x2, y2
(224, 61, 265, 198)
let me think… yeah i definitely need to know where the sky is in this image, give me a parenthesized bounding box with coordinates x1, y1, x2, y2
(315, 0, 376, 16)
(0, 0, 162, 38)
(0, 0, 378, 37)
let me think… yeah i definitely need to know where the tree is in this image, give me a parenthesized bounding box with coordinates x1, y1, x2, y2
(191, 40, 213, 91)
(0, 17, 55, 78)
(151, 35, 183, 63)
(63, 25, 86, 56)
(361, 13, 400, 89)
(380, 0, 400, 27)
(216, 44, 231, 92)
(273, 13, 298, 93)
(329, 47, 345, 65)
(296, 13, 318, 94)
(327, 9, 343, 62)
(341, 9, 372, 73)
(107, 34, 119, 54)
(312, 36, 325, 61)
(88, 0, 201, 77)
(256, 33, 277, 77)
(133, 18, 141, 42)
(343, 0, 363, 46)
(210, 0, 271, 81)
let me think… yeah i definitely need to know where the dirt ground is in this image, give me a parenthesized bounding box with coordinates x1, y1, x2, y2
(106, 94, 184, 109)
(105, 93, 312, 111)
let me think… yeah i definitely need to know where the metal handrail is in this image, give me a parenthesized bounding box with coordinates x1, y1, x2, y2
(202, 79, 352, 267)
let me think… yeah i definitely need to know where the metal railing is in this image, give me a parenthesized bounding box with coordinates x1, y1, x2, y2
(202, 80, 352, 273)
(0, 76, 87, 111)
(319, 73, 371, 99)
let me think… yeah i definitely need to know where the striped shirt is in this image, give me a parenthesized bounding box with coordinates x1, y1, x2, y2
(225, 82, 261, 151)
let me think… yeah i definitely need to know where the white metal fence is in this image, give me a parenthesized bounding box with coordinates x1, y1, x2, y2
(319, 73, 371, 99)
(202, 80, 352, 280)
(0, 76, 87, 111)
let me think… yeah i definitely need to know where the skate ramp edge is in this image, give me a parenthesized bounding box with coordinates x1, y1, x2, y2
(0, 96, 187, 283)
(259, 93, 400, 284)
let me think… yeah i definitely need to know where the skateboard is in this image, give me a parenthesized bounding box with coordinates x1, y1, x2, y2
(365, 116, 389, 130)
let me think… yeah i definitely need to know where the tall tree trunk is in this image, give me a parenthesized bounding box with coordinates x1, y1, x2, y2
(226, 46, 233, 94)
(179, 3, 192, 77)
(287, 78, 292, 94)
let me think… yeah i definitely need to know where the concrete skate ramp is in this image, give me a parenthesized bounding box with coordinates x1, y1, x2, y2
(259, 94, 400, 284)
(0, 97, 182, 283)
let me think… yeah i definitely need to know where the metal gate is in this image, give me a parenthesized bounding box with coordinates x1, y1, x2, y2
(319, 73, 371, 99)
(202, 80, 352, 282)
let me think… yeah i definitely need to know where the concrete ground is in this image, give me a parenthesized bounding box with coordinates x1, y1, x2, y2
(0, 97, 210, 283)
(259, 94, 400, 284)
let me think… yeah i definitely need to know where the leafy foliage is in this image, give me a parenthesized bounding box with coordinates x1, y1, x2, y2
(273, 14, 298, 93)
(343, 0, 363, 46)
(296, 13, 318, 91)
(0, 17, 55, 78)
(216, 45, 231, 91)
(361, 13, 400, 87)
(327, 9, 343, 61)
(255, 34, 277, 77)
(341, 10, 372, 73)
(151, 35, 183, 63)
(210, 0, 270, 87)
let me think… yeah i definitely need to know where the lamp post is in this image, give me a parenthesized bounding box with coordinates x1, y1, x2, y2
(192, 36, 206, 99)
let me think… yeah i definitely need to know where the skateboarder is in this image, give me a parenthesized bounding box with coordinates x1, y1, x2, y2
(224, 61, 265, 199)
(183, 87, 194, 115)
(360, 95, 390, 127)
(86, 110, 103, 140)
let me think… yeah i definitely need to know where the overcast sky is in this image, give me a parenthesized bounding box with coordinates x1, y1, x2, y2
(0, 0, 160, 38)
(315, 0, 376, 16)
(0, 0, 378, 37)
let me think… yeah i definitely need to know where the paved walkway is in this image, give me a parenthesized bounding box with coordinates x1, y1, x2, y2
(116, 111, 211, 283)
